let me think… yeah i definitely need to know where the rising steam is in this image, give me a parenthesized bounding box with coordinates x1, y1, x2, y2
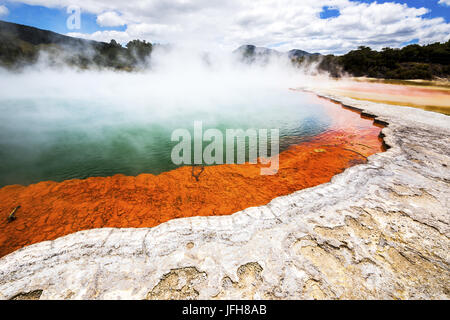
(0, 45, 334, 186)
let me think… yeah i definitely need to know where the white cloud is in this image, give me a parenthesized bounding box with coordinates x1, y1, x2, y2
(7, 0, 450, 54)
(96, 11, 127, 27)
(439, 0, 450, 6)
(67, 30, 131, 44)
(0, 5, 9, 17)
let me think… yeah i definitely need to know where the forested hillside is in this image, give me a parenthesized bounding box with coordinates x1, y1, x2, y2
(0, 20, 153, 70)
(301, 41, 450, 79)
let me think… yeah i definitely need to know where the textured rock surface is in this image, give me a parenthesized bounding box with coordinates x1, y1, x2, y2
(0, 93, 384, 258)
(0, 93, 449, 300)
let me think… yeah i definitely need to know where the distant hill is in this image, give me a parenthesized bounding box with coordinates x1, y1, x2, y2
(0, 20, 153, 70)
(233, 42, 450, 80)
(233, 44, 318, 63)
(0, 20, 100, 47)
(288, 49, 320, 59)
(234, 45, 281, 56)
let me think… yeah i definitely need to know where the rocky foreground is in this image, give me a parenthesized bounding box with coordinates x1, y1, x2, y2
(0, 93, 449, 300)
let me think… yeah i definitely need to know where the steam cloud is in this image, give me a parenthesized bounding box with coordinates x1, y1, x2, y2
(0, 45, 333, 186)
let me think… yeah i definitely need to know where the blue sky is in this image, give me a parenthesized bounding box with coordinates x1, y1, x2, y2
(0, 2, 125, 34)
(0, 1, 449, 54)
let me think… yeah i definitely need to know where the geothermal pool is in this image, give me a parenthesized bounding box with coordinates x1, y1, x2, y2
(0, 68, 386, 257)
(322, 80, 450, 115)
(0, 91, 332, 187)
(0, 90, 384, 257)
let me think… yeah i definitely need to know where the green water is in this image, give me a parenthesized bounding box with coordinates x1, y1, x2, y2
(0, 91, 332, 187)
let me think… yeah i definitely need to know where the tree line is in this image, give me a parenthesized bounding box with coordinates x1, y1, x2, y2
(297, 40, 450, 79)
(1, 20, 449, 79)
(0, 21, 153, 70)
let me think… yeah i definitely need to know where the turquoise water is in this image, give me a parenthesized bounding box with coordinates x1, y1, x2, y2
(0, 91, 332, 187)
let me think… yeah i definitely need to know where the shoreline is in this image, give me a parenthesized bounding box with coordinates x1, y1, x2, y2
(0, 94, 383, 258)
(312, 78, 450, 115)
(0, 92, 449, 299)
(347, 77, 450, 89)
